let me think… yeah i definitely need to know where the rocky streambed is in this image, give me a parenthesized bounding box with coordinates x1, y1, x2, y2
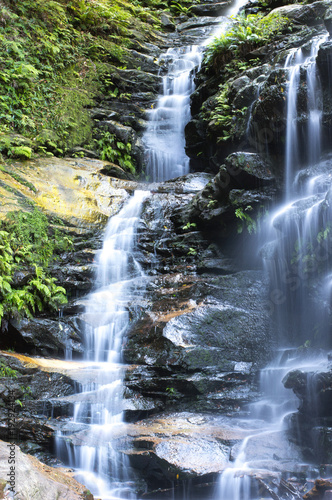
(0, 156, 328, 499)
(0, 157, 277, 498)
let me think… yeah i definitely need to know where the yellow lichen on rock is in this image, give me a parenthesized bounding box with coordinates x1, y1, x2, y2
(0, 157, 138, 228)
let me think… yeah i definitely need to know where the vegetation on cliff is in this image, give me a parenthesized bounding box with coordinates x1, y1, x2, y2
(0, 0, 191, 164)
(202, 10, 292, 142)
(0, 207, 71, 330)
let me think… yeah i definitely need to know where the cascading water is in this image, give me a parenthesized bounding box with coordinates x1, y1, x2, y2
(56, 190, 149, 499)
(215, 33, 332, 499)
(284, 36, 327, 199)
(143, 46, 203, 182)
(143, 0, 247, 183)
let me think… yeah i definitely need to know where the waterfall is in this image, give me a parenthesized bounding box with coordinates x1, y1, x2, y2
(284, 47, 304, 199)
(56, 190, 149, 499)
(143, 0, 248, 183)
(215, 33, 331, 499)
(143, 46, 203, 182)
(284, 36, 327, 198)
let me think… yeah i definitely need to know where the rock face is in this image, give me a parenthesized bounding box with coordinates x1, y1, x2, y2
(0, 157, 138, 227)
(2, 0, 332, 497)
(283, 357, 332, 464)
(0, 440, 93, 499)
(186, 2, 332, 180)
(178, 151, 278, 235)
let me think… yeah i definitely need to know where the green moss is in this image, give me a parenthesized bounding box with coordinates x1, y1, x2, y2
(0, 165, 37, 192)
(9, 146, 32, 159)
(0, 0, 169, 154)
(0, 207, 73, 328)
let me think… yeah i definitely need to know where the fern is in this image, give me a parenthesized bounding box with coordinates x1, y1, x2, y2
(0, 208, 70, 327)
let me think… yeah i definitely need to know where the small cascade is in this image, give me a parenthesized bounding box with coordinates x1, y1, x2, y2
(56, 190, 149, 499)
(143, 0, 248, 183)
(216, 352, 300, 499)
(143, 46, 203, 182)
(284, 47, 304, 199)
(284, 35, 327, 198)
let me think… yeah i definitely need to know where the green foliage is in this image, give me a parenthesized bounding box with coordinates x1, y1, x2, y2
(0, 208, 71, 328)
(0, 362, 18, 378)
(165, 386, 180, 398)
(205, 11, 291, 69)
(204, 83, 248, 142)
(182, 222, 197, 231)
(170, 2, 194, 15)
(9, 146, 32, 159)
(0, 0, 166, 154)
(235, 206, 257, 234)
(95, 130, 136, 174)
(187, 247, 197, 256)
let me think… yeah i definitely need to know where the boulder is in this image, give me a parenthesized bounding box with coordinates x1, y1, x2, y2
(191, 2, 230, 16)
(303, 479, 332, 499)
(107, 67, 162, 94)
(0, 157, 138, 227)
(3, 318, 83, 357)
(160, 13, 175, 31)
(283, 368, 332, 417)
(272, 2, 331, 26)
(0, 440, 93, 499)
(324, 7, 332, 36)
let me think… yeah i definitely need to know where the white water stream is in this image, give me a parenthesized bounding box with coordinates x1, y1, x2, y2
(215, 33, 331, 499)
(143, 0, 247, 183)
(56, 190, 149, 499)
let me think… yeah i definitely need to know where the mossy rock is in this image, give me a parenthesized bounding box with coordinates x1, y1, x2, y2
(0, 134, 33, 156)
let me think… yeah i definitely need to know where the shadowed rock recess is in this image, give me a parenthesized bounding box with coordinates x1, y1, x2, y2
(1, 0, 332, 498)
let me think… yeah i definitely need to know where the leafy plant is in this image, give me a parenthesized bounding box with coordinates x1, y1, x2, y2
(235, 206, 257, 234)
(205, 11, 291, 70)
(170, 2, 194, 15)
(9, 146, 32, 159)
(182, 222, 197, 231)
(166, 386, 180, 398)
(0, 362, 18, 378)
(204, 82, 248, 142)
(95, 129, 136, 175)
(0, 208, 71, 328)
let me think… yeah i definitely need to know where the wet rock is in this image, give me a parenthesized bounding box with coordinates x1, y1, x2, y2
(273, 2, 331, 26)
(191, 2, 230, 16)
(124, 270, 274, 384)
(283, 368, 332, 417)
(0, 440, 93, 499)
(156, 172, 212, 194)
(179, 159, 277, 233)
(125, 50, 163, 73)
(100, 163, 135, 181)
(224, 152, 275, 188)
(3, 318, 83, 357)
(176, 16, 224, 32)
(107, 67, 162, 94)
(68, 147, 99, 159)
(160, 13, 175, 31)
(303, 479, 332, 499)
(249, 83, 287, 166)
(324, 7, 332, 36)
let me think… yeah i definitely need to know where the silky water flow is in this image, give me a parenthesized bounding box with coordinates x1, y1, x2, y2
(142, 0, 248, 183)
(56, 190, 149, 499)
(55, 5, 332, 500)
(215, 33, 332, 499)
